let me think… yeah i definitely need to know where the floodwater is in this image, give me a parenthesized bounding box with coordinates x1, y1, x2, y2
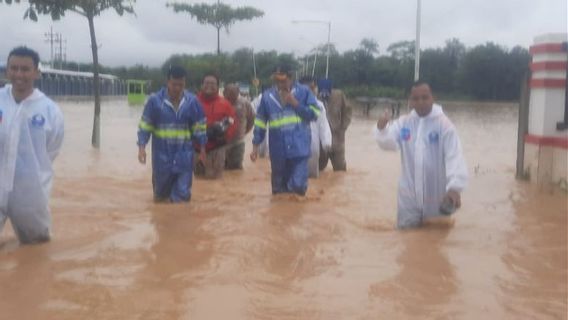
(0, 98, 566, 320)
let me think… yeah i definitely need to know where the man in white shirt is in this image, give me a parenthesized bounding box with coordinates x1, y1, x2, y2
(0, 46, 64, 243)
(251, 86, 268, 158)
(223, 83, 255, 170)
(299, 76, 332, 178)
(374, 81, 467, 229)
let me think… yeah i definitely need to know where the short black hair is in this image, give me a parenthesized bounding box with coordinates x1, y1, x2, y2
(299, 76, 315, 85)
(273, 64, 293, 77)
(409, 80, 431, 93)
(224, 83, 238, 91)
(8, 46, 40, 68)
(202, 73, 220, 85)
(168, 65, 186, 79)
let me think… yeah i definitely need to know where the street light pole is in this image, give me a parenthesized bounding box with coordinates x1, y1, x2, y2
(252, 47, 257, 79)
(292, 20, 332, 79)
(414, 0, 421, 81)
(326, 21, 331, 79)
(311, 50, 318, 77)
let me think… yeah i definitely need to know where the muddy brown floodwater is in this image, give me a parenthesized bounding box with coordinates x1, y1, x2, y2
(0, 98, 566, 320)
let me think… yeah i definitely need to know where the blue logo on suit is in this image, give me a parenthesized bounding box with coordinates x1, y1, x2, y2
(400, 127, 411, 141)
(31, 114, 46, 127)
(428, 131, 439, 144)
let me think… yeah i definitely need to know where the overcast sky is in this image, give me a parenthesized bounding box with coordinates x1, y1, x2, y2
(0, 0, 566, 67)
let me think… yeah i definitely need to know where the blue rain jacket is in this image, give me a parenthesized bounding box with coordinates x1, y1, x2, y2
(252, 83, 320, 195)
(137, 88, 207, 198)
(252, 83, 320, 159)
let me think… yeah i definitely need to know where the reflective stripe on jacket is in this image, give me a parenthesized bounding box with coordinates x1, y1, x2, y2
(137, 87, 206, 174)
(252, 83, 320, 159)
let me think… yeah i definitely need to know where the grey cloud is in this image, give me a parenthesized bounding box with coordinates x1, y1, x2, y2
(0, 0, 565, 66)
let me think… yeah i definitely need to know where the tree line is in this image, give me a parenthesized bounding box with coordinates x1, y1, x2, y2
(91, 38, 529, 101)
(1, 0, 530, 148)
(1, 0, 530, 149)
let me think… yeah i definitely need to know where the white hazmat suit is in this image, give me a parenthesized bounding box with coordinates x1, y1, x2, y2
(309, 100, 332, 178)
(374, 104, 467, 228)
(0, 85, 64, 243)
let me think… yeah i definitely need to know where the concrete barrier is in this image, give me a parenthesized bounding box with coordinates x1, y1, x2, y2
(523, 33, 568, 190)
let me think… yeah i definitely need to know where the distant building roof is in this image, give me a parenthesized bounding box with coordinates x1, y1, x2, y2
(1, 62, 119, 82)
(38, 63, 118, 80)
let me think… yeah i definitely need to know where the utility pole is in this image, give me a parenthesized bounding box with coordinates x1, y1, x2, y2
(58, 35, 67, 70)
(414, 0, 422, 81)
(216, 0, 221, 55)
(44, 26, 56, 68)
(292, 20, 332, 79)
(251, 47, 259, 96)
(47, 30, 65, 70)
(54, 33, 62, 69)
(311, 49, 318, 77)
(325, 21, 331, 79)
(252, 47, 257, 79)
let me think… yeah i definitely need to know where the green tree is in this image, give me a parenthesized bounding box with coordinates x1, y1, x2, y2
(0, 0, 135, 148)
(373, 56, 399, 87)
(230, 47, 256, 83)
(167, 1, 263, 55)
(499, 46, 530, 100)
(442, 38, 466, 93)
(159, 50, 298, 93)
(385, 40, 415, 89)
(461, 42, 508, 100)
(359, 38, 379, 56)
(420, 48, 453, 94)
(387, 40, 415, 62)
(459, 42, 528, 100)
(443, 38, 466, 70)
(308, 43, 339, 79)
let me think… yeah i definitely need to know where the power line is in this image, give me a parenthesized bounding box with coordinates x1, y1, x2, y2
(45, 27, 67, 69)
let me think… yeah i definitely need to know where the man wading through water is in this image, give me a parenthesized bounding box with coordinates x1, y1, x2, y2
(138, 66, 207, 202)
(250, 65, 321, 196)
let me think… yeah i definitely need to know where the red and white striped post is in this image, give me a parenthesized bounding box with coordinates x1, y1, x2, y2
(524, 33, 568, 189)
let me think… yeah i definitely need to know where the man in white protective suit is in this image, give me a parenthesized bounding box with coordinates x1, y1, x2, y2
(299, 76, 332, 178)
(0, 46, 64, 244)
(374, 81, 467, 229)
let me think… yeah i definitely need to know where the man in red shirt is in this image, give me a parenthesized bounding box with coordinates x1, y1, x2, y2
(195, 73, 238, 179)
